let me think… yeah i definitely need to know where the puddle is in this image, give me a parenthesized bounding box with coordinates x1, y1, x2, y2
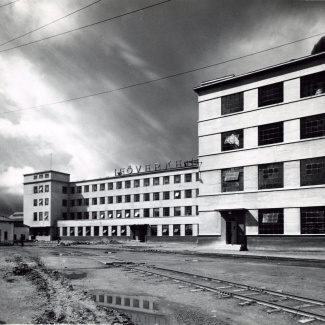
(60, 271, 87, 279)
(91, 290, 170, 325)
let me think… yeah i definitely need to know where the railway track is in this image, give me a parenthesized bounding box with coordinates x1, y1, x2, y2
(116, 263, 325, 323)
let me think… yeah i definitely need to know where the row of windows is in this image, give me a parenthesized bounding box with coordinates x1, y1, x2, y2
(222, 157, 325, 192)
(33, 173, 49, 180)
(62, 206, 199, 220)
(64, 173, 199, 194)
(222, 113, 325, 152)
(258, 207, 325, 235)
(33, 211, 49, 221)
(67, 189, 199, 207)
(33, 185, 50, 193)
(221, 71, 325, 115)
(61, 224, 194, 236)
(33, 198, 49, 206)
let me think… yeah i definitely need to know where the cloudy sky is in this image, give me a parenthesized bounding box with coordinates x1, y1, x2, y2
(0, 0, 325, 216)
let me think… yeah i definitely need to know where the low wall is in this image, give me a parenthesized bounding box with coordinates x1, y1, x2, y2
(247, 235, 325, 251)
(61, 236, 133, 242)
(147, 236, 198, 243)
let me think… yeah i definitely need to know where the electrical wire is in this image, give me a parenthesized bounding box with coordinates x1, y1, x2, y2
(0, 0, 173, 53)
(0, 0, 102, 48)
(0, 0, 20, 8)
(0, 31, 324, 116)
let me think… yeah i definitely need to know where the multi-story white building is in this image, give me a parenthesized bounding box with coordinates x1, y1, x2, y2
(194, 51, 325, 250)
(23, 163, 200, 242)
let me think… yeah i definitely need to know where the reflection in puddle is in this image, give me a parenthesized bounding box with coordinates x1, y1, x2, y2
(92, 291, 170, 325)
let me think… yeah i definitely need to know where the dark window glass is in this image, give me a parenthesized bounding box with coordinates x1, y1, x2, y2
(100, 197, 105, 204)
(134, 194, 140, 202)
(70, 227, 75, 236)
(185, 174, 192, 182)
(258, 163, 283, 189)
(84, 185, 89, 192)
(78, 227, 82, 235)
(116, 182, 122, 189)
(151, 225, 158, 236)
(92, 184, 97, 192)
(174, 207, 181, 216)
(108, 196, 113, 204)
(125, 181, 130, 188)
(62, 186, 67, 194)
(62, 227, 67, 236)
(144, 178, 150, 186)
(62, 199, 67, 207)
(70, 212, 75, 220)
(185, 206, 192, 215)
(111, 226, 117, 236)
(185, 224, 193, 236)
(116, 210, 122, 218)
(222, 129, 243, 151)
(174, 191, 181, 199)
(33, 199, 37, 206)
(103, 226, 108, 235)
(162, 225, 169, 236)
(163, 191, 170, 200)
(77, 212, 82, 219)
(121, 226, 126, 236)
(92, 212, 97, 219)
(163, 176, 169, 184)
(144, 208, 150, 218)
(117, 196, 122, 203)
(258, 82, 283, 107)
(163, 207, 170, 217)
(70, 187, 75, 194)
(258, 122, 283, 146)
(125, 195, 131, 203)
(84, 198, 89, 206)
(300, 71, 325, 98)
(258, 209, 284, 234)
(100, 183, 105, 191)
(134, 180, 140, 188)
(125, 210, 130, 218)
(33, 212, 37, 221)
(153, 208, 159, 217)
(301, 113, 325, 139)
(301, 157, 325, 186)
(154, 192, 159, 200)
(221, 167, 244, 192)
(174, 175, 181, 183)
(153, 177, 159, 186)
(144, 193, 150, 201)
(221, 92, 243, 115)
(185, 189, 192, 198)
(94, 226, 99, 236)
(77, 186, 82, 193)
(108, 211, 113, 218)
(108, 183, 113, 190)
(173, 224, 180, 236)
(92, 198, 97, 205)
(301, 207, 325, 234)
(134, 209, 140, 218)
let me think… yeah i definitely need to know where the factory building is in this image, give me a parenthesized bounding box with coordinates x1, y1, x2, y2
(194, 51, 325, 250)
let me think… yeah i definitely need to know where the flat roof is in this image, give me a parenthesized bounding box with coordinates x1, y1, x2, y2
(193, 51, 325, 93)
(24, 170, 70, 176)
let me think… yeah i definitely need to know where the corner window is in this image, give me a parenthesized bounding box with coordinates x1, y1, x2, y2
(221, 92, 243, 115)
(258, 209, 284, 234)
(258, 82, 283, 107)
(258, 163, 283, 189)
(301, 157, 325, 186)
(258, 122, 283, 146)
(300, 71, 325, 98)
(221, 167, 244, 192)
(222, 129, 243, 151)
(301, 207, 325, 234)
(301, 113, 325, 139)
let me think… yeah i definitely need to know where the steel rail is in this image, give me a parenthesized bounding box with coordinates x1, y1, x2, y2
(118, 264, 325, 322)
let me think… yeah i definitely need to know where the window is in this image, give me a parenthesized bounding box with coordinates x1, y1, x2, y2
(301, 207, 325, 234)
(121, 226, 126, 236)
(125, 210, 130, 218)
(70, 228, 75, 236)
(77, 212, 82, 219)
(92, 198, 97, 205)
(163, 207, 170, 217)
(162, 225, 169, 236)
(174, 191, 181, 199)
(144, 178, 150, 186)
(84, 198, 89, 206)
(124, 298, 130, 306)
(163, 191, 170, 200)
(62, 213, 67, 220)
(100, 183, 105, 191)
(33, 199, 37, 206)
(77, 199, 82, 206)
(151, 225, 158, 236)
(185, 174, 192, 182)
(45, 185, 49, 192)
(173, 224, 180, 236)
(62, 186, 67, 194)
(100, 197, 105, 204)
(153, 192, 159, 200)
(33, 186, 38, 193)
(221, 92, 244, 115)
(33, 212, 37, 221)
(144, 208, 150, 218)
(125, 195, 131, 203)
(33, 175, 37, 180)
(134, 209, 140, 218)
(76, 227, 82, 236)
(108, 183, 113, 190)
(153, 208, 159, 217)
(163, 176, 169, 184)
(117, 196, 122, 203)
(116, 181, 122, 189)
(70, 199, 75, 206)
(222, 129, 243, 151)
(45, 174, 49, 178)
(39, 199, 43, 206)
(134, 179, 140, 188)
(108, 211, 113, 218)
(84, 185, 89, 192)
(108, 196, 113, 204)
(185, 224, 193, 236)
(258, 122, 283, 146)
(70, 187, 75, 194)
(258, 209, 284, 234)
(258, 163, 283, 189)
(153, 177, 159, 186)
(77, 186, 82, 193)
(196, 206, 199, 215)
(125, 180, 131, 188)
(44, 211, 49, 220)
(86, 226, 91, 236)
(174, 175, 181, 183)
(196, 173, 199, 181)
(39, 186, 43, 193)
(222, 167, 244, 192)
(94, 226, 99, 236)
(39, 174, 43, 179)
(301, 157, 325, 186)
(84, 212, 90, 219)
(62, 199, 67, 207)
(258, 82, 283, 107)
(103, 226, 108, 236)
(301, 113, 325, 139)
(134, 194, 140, 202)
(116, 210, 122, 218)
(300, 71, 325, 98)
(144, 193, 150, 201)
(185, 206, 192, 216)
(174, 207, 181, 216)
(185, 190, 192, 198)
(100, 211, 105, 219)
(45, 198, 49, 205)
(92, 184, 97, 192)
(196, 189, 199, 197)
(62, 227, 67, 236)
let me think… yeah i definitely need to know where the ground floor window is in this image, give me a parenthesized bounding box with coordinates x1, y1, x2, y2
(70, 227, 75, 236)
(86, 226, 91, 236)
(94, 226, 99, 236)
(258, 209, 284, 234)
(62, 227, 67, 236)
(173, 224, 180, 236)
(103, 226, 108, 236)
(162, 225, 169, 236)
(121, 226, 126, 236)
(301, 207, 325, 234)
(78, 227, 83, 236)
(111, 226, 117, 236)
(185, 224, 193, 236)
(151, 225, 157, 236)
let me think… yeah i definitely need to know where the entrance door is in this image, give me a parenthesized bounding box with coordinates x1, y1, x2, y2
(230, 221, 238, 244)
(132, 225, 147, 242)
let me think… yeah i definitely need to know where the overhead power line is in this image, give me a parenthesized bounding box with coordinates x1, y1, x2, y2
(0, 31, 324, 116)
(0, 0, 20, 8)
(0, 0, 102, 48)
(0, 0, 173, 53)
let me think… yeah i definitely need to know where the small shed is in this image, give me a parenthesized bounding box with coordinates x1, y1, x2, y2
(0, 216, 14, 245)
